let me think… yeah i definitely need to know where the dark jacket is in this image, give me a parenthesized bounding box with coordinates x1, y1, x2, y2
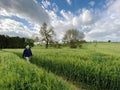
(22, 48, 32, 57)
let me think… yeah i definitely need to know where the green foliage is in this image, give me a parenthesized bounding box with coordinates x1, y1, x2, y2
(25, 38, 34, 47)
(0, 35, 25, 48)
(63, 29, 85, 48)
(49, 41, 62, 49)
(70, 40, 77, 48)
(63, 29, 85, 42)
(0, 51, 74, 90)
(0, 35, 34, 48)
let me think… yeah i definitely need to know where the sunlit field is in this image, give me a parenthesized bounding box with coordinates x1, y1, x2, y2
(1, 42, 120, 90)
(1, 0, 120, 90)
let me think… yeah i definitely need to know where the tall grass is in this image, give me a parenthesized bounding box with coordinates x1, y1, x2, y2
(4, 42, 120, 90)
(0, 51, 74, 90)
(30, 48, 120, 90)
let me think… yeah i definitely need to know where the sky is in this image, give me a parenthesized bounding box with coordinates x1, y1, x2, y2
(0, 0, 120, 42)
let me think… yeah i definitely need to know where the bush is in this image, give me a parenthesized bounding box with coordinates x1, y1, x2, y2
(78, 44, 82, 48)
(70, 41, 77, 48)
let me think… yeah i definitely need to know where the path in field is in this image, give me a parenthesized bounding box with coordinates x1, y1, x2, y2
(27, 59, 84, 90)
(3, 50, 83, 90)
(20, 52, 88, 90)
(32, 63, 82, 90)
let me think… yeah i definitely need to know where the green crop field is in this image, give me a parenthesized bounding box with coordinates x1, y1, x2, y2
(1, 42, 120, 90)
(0, 51, 76, 90)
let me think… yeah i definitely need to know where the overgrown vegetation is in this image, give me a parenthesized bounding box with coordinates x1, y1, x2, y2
(0, 51, 74, 90)
(3, 42, 120, 90)
(31, 50, 119, 90)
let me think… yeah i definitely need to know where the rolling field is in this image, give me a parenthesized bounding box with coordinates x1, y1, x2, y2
(1, 42, 120, 90)
(0, 51, 76, 90)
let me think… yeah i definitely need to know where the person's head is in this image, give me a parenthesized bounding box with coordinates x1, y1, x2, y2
(26, 45, 30, 49)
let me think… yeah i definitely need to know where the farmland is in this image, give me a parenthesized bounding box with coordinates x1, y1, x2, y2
(1, 42, 120, 90)
(0, 51, 75, 90)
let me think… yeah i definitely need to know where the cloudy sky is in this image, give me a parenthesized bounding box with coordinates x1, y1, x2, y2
(0, 0, 120, 42)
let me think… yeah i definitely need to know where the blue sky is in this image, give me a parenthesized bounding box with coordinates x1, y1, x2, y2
(40, 0, 107, 16)
(0, 0, 120, 41)
(40, 0, 106, 11)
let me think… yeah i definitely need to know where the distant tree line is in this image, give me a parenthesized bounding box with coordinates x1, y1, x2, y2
(0, 35, 34, 49)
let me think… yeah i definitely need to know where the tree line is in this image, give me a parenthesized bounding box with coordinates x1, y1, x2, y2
(0, 22, 86, 49)
(0, 35, 34, 49)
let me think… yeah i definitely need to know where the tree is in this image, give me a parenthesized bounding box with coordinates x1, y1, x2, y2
(63, 29, 85, 48)
(108, 40, 111, 42)
(0, 35, 28, 49)
(40, 22, 55, 48)
(25, 38, 34, 47)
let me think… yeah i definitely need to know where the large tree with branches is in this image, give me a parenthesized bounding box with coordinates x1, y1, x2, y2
(40, 22, 55, 48)
(63, 29, 85, 48)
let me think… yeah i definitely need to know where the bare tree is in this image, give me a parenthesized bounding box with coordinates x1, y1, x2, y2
(40, 22, 55, 48)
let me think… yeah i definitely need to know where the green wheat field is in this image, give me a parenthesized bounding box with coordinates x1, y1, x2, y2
(0, 42, 120, 90)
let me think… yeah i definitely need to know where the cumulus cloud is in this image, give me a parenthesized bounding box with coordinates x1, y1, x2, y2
(0, 0, 50, 38)
(0, 0, 120, 42)
(52, 3, 59, 12)
(0, 18, 36, 38)
(107, 0, 120, 16)
(67, 0, 72, 5)
(0, 0, 50, 24)
(47, 9, 94, 40)
(72, 9, 94, 26)
(41, 0, 51, 8)
(48, 0, 120, 42)
(60, 10, 74, 20)
(85, 0, 120, 42)
(89, 1, 95, 7)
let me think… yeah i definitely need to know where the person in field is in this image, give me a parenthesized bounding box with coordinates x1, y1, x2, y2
(22, 45, 32, 63)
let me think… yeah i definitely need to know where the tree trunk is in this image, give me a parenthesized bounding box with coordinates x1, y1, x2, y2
(46, 40, 48, 48)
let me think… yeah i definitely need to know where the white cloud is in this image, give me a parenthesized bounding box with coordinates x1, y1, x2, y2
(0, 18, 36, 38)
(60, 10, 74, 20)
(52, 3, 59, 12)
(47, 9, 94, 40)
(85, 0, 120, 42)
(0, 0, 94, 40)
(0, 9, 12, 16)
(47, 0, 120, 42)
(0, 0, 120, 42)
(89, 1, 95, 7)
(0, 0, 50, 38)
(0, 0, 50, 24)
(41, 0, 51, 8)
(67, 0, 72, 5)
(107, 0, 120, 16)
(73, 9, 93, 26)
